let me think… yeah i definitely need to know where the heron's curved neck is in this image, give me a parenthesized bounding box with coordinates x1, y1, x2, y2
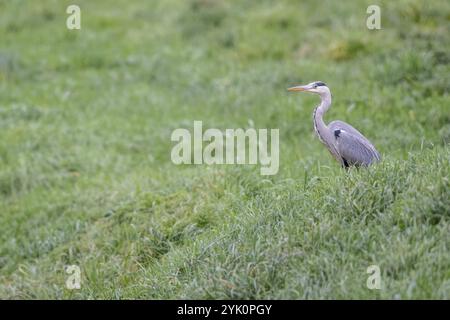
(313, 94, 332, 143)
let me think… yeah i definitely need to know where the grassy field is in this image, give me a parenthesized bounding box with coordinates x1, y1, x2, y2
(0, 0, 449, 299)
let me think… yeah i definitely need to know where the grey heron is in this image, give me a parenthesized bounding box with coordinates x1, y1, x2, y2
(288, 81, 381, 168)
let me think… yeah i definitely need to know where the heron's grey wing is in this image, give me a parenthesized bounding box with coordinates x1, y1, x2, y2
(329, 120, 367, 140)
(333, 129, 381, 166)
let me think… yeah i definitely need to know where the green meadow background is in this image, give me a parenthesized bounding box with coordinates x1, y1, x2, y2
(0, 0, 448, 299)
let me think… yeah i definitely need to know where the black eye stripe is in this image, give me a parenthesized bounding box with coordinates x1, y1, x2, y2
(315, 81, 326, 87)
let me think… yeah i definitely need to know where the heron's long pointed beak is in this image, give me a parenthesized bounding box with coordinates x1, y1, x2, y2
(287, 85, 308, 92)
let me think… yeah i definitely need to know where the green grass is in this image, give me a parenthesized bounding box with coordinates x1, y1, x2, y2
(0, 0, 449, 299)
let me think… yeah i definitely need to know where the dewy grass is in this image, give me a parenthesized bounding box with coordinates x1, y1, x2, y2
(0, 0, 449, 299)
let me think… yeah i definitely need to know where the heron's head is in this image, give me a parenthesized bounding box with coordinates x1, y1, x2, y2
(288, 81, 330, 98)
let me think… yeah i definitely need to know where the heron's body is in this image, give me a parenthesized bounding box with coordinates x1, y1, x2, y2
(289, 81, 380, 168)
